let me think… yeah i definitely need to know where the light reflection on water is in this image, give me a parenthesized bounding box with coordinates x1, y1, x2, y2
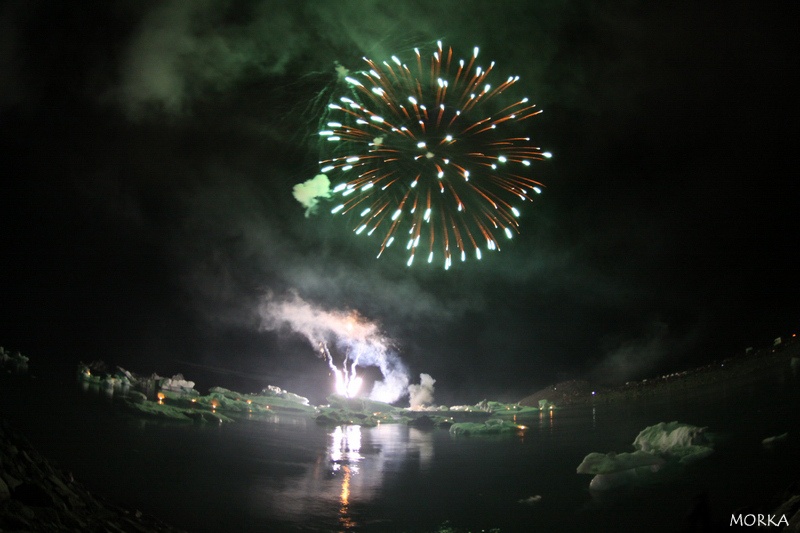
(3, 360, 800, 532)
(332, 425, 361, 530)
(260, 423, 435, 531)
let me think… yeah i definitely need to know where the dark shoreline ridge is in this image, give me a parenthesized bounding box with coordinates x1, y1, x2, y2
(519, 337, 800, 408)
(0, 419, 186, 533)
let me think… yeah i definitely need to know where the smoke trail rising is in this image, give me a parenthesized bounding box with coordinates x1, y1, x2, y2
(408, 373, 436, 409)
(259, 293, 409, 403)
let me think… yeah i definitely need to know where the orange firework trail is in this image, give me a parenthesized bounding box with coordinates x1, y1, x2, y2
(319, 41, 551, 269)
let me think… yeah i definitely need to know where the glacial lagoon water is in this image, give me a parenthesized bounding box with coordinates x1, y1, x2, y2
(2, 363, 800, 532)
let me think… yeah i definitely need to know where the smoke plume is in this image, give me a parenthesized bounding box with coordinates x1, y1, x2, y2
(258, 293, 409, 403)
(408, 373, 436, 409)
(292, 174, 332, 216)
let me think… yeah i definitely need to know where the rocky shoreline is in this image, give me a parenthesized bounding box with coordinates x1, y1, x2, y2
(0, 419, 185, 533)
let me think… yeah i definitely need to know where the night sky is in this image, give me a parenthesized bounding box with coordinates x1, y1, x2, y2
(2, 1, 798, 405)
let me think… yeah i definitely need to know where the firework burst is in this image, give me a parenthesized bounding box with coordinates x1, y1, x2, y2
(318, 41, 550, 269)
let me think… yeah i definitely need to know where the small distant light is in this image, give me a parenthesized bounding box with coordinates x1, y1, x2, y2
(542, 152, 552, 158)
(592, 391, 596, 396)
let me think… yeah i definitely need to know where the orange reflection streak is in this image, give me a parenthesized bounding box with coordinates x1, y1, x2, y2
(340, 465, 350, 505)
(339, 465, 356, 530)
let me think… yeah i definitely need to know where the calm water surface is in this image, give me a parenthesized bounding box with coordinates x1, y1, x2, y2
(2, 364, 799, 532)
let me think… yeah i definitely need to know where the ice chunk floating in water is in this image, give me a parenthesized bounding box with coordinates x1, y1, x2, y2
(577, 421, 714, 490)
(633, 421, 713, 464)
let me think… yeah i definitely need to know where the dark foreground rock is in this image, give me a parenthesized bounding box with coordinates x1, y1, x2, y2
(727, 480, 800, 532)
(0, 419, 184, 533)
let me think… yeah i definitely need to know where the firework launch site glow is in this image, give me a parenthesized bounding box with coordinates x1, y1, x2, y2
(259, 294, 410, 403)
(316, 41, 551, 269)
(320, 341, 363, 398)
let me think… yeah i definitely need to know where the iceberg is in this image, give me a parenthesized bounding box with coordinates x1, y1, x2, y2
(0, 347, 29, 369)
(762, 432, 789, 446)
(576, 451, 665, 491)
(578, 421, 714, 490)
(260, 385, 310, 406)
(576, 450, 665, 475)
(158, 374, 198, 395)
(449, 418, 526, 437)
(633, 421, 713, 463)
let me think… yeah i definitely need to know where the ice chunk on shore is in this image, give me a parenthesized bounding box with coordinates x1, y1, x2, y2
(261, 385, 310, 406)
(159, 374, 197, 394)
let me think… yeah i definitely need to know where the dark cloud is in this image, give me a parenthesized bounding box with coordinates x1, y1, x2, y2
(590, 320, 698, 385)
(100, 1, 570, 122)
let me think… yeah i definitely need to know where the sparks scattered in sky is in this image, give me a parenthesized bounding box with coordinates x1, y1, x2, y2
(319, 41, 550, 269)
